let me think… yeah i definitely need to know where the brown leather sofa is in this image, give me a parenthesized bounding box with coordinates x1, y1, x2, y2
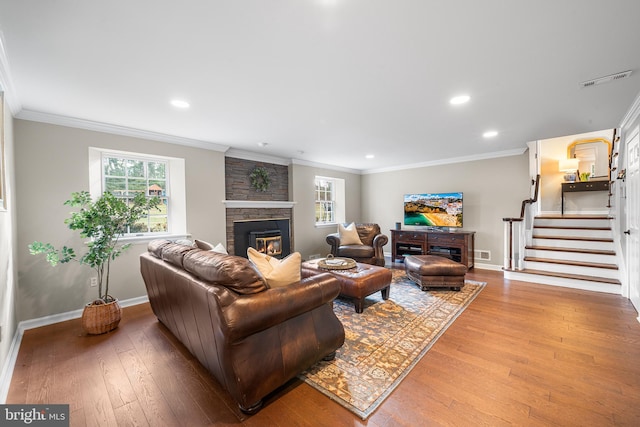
(140, 240, 345, 414)
(326, 223, 388, 266)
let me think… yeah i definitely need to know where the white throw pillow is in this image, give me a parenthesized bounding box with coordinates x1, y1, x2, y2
(338, 222, 363, 245)
(195, 239, 228, 254)
(247, 247, 301, 288)
(211, 243, 228, 254)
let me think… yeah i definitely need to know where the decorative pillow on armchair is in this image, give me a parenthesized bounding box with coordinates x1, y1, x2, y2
(338, 222, 363, 245)
(247, 247, 301, 288)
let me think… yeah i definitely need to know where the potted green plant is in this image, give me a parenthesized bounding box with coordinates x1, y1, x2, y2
(29, 190, 160, 334)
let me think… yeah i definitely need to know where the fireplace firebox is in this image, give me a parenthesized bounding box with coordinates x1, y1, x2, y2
(233, 218, 291, 259)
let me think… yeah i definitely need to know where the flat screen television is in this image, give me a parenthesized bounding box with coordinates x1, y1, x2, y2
(403, 192, 463, 228)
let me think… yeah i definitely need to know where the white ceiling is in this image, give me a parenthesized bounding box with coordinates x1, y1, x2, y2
(1, 1, 639, 172)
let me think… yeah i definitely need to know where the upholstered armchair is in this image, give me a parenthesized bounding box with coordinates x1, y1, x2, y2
(326, 223, 388, 266)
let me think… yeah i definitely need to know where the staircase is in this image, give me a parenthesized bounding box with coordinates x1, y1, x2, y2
(504, 215, 621, 294)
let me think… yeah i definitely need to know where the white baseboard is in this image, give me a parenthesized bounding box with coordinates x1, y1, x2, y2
(473, 262, 503, 271)
(0, 295, 149, 403)
(0, 327, 22, 404)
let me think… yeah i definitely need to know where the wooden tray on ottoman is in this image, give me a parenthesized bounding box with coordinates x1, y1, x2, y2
(301, 259, 392, 313)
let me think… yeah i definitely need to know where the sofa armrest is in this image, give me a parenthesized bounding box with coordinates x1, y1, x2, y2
(218, 273, 341, 342)
(326, 233, 340, 255)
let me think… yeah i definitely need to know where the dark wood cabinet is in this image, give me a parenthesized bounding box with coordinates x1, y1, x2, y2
(561, 180, 609, 214)
(390, 229, 475, 269)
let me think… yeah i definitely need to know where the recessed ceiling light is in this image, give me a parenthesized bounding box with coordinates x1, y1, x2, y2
(483, 130, 498, 138)
(257, 142, 268, 147)
(450, 95, 470, 105)
(170, 99, 190, 109)
(365, 154, 375, 159)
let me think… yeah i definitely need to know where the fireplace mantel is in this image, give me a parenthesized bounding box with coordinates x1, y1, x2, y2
(223, 200, 297, 209)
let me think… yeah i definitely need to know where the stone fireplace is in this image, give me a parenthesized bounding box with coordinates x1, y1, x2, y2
(224, 157, 295, 257)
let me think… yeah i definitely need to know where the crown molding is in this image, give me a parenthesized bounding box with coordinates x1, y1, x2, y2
(289, 158, 362, 175)
(224, 148, 291, 166)
(225, 149, 363, 174)
(15, 109, 230, 152)
(361, 147, 528, 174)
(0, 31, 22, 115)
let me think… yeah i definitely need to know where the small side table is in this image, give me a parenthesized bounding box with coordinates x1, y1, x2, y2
(561, 181, 609, 214)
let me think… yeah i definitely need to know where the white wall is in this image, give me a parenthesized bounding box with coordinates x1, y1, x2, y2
(361, 154, 531, 268)
(0, 93, 17, 391)
(15, 120, 227, 321)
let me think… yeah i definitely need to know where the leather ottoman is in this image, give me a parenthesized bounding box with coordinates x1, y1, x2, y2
(301, 259, 392, 313)
(404, 255, 467, 291)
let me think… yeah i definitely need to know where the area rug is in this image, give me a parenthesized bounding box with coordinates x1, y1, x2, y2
(298, 269, 485, 419)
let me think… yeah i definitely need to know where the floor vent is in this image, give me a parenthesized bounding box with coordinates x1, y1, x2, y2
(475, 250, 491, 261)
(580, 70, 632, 88)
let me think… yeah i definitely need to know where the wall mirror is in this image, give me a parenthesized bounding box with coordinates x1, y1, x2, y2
(567, 138, 611, 180)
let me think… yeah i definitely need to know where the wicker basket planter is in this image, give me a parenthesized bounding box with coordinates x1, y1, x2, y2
(81, 299, 121, 335)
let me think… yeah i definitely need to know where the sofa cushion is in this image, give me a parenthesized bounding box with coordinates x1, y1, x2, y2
(183, 250, 267, 295)
(161, 242, 198, 268)
(247, 247, 302, 288)
(335, 245, 375, 259)
(174, 238, 195, 246)
(148, 239, 173, 258)
(338, 222, 363, 245)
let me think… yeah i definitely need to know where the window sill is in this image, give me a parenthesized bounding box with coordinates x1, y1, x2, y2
(119, 233, 191, 245)
(315, 223, 338, 228)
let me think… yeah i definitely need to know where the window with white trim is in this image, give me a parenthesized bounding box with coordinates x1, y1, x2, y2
(315, 176, 345, 226)
(89, 148, 187, 238)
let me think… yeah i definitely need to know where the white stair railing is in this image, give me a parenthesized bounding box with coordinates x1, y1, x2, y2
(503, 175, 540, 271)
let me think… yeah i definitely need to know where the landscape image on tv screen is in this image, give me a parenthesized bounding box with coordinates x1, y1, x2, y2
(404, 192, 463, 227)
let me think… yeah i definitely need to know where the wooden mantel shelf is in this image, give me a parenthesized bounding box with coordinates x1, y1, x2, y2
(223, 200, 297, 209)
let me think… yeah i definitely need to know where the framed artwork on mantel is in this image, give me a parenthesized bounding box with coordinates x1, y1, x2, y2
(0, 90, 5, 210)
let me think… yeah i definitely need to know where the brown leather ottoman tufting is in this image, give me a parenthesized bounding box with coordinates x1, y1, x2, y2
(301, 259, 392, 313)
(404, 255, 467, 291)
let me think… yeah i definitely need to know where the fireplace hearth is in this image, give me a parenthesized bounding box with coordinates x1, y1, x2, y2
(233, 218, 291, 259)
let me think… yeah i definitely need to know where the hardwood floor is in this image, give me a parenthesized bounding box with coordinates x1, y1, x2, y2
(7, 269, 640, 426)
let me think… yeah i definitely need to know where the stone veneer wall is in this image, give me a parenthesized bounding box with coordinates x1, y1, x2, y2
(225, 157, 288, 201)
(224, 157, 292, 255)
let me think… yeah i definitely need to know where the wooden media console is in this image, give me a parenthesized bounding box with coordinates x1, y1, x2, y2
(390, 228, 475, 269)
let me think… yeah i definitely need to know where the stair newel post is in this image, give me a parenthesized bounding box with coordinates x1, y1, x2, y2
(503, 220, 511, 270)
(517, 218, 526, 270)
(503, 218, 521, 270)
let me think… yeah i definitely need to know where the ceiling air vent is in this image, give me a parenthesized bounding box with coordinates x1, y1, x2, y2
(580, 70, 632, 88)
